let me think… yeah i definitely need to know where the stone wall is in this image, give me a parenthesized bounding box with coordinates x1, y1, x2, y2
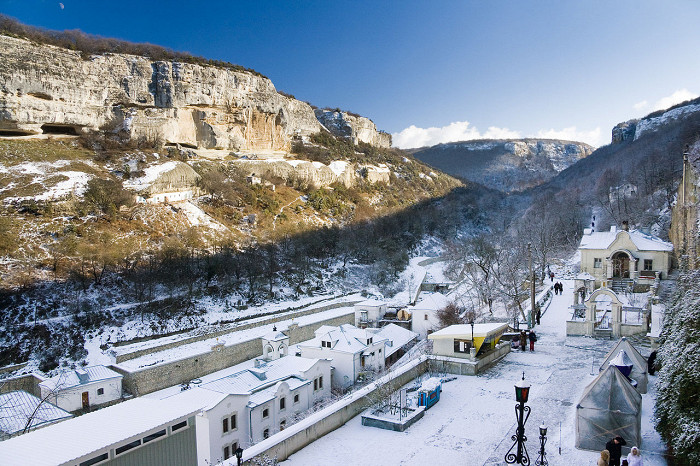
(0, 373, 43, 397)
(670, 145, 700, 269)
(115, 300, 360, 363)
(113, 311, 354, 395)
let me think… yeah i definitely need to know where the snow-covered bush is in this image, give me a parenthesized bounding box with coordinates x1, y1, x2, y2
(655, 269, 700, 465)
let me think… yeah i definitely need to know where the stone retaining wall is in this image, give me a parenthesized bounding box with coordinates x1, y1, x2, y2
(115, 301, 360, 363)
(0, 373, 43, 397)
(113, 311, 354, 396)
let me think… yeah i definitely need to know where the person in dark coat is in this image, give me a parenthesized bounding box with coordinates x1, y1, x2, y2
(528, 330, 537, 351)
(519, 331, 527, 351)
(647, 351, 657, 375)
(605, 436, 627, 466)
(536, 308, 541, 325)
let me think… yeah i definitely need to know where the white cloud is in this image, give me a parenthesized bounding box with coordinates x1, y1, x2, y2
(533, 126, 603, 147)
(652, 88, 698, 111)
(392, 121, 520, 149)
(633, 100, 648, 111)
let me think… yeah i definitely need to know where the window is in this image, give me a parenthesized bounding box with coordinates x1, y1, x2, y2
(294, 393, 299, 404)
(223, 417, 229, 433)
(230, 414, 237, 430)
(263, 428, 270, 439)
(79, 453, 108, 466)
(454, 339, 471, 354)
(280, 420, 286, 430)
(143, 429, 166, 443)
(644, 259, 653, 271)
(321, 341, 330, 348)
(115, 439, 141, 455)
(424, 314, 428, 320)
(367, 337, 373, 344)
(360, 311, 368, 322)
(97, 388, 104, 396)
(318, 376, 323, 389)
(379, 348, 382, 354)
(262, 407, 269, 419)
(224, 446, 230, 460)
(593, 258, 602, 268)
(314, 379, 318, 390)
(171, 420, 187, 432)
(280, 397, 286, 410)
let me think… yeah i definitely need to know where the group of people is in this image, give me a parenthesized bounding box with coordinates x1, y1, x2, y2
(511, 330, 537, 351)
(553, 281, 564, 295)
(597, 436, 643, 466)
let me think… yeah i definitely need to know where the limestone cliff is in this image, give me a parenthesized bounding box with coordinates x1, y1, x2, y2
(0, 35, 322, 152)
(410, 138, 593, 192)
(670, 140, 700, 269)
(315, 109, 391, 148)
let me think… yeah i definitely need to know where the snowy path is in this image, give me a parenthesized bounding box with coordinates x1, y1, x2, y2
(280, 279, 668, 465)
(272, 195, 304, 230)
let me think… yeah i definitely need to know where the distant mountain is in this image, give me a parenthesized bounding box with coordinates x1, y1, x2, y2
(409, 139, 593, 192)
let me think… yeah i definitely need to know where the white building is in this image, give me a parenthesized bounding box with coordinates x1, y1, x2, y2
(297, 324, 389, 390)
(0, 390, 73, 440)
(173, 355, 332, 465)
(409, 292, 451, 338)
(579, 226, 673, 286)
(354, 299, 389, 328)
(39, 365, 123, 412)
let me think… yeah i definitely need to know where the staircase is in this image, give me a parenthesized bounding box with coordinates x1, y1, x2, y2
(594, 327, 613, 340)
(611, 279, 633, 293)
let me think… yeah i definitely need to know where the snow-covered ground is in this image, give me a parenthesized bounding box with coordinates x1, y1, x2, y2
(279, 279, 668, 465)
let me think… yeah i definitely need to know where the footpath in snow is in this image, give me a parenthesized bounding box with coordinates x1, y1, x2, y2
(279, 279, 668, 466)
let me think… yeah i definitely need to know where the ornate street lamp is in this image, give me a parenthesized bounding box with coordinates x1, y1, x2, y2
(235, 447, 244, 466)
(470, 320, 475, 348)
(535, 424, 548, 466)
(505, 372, 531, 465)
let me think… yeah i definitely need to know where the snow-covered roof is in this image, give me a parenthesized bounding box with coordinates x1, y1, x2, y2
(355, 299, 388, 308)
(198, 356, 321, 397)
(578, 227, 673, 252)
(39, 365, 122, 391)
(0, 391, 72, 437)
(371, 324, 418, 358)
(428, 323, 509, 340)
(247, 377, 311, 408)
(262, 328, 289, 342)
(0, 397, 198, 466)
(411, 292, 450, 311)
(576, 272, 596, 280)
(301, 324, 387, 354)
(419, 377, 442, 393)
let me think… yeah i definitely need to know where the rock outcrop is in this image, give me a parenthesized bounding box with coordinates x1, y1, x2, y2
(670, 140, 700, 269)
(411, 139, 593, 192)
(315, 109, 391, 148)
(233, 158, 390, 188)
(611, 120, 638, 144)
(0, 35, 325, 152)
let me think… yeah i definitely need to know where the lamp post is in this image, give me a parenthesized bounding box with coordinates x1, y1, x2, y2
(505, 372, 531, 465)
(535, 424, 548, 466)
(470, 320, 475, 347)
(235, 447, 244, 466)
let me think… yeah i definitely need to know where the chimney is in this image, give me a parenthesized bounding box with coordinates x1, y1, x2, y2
(76, 368, 89, 384)
(622, 220, 629, 231)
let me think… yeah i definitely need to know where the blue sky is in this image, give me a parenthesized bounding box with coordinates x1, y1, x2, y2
(2, 0, 699, 147)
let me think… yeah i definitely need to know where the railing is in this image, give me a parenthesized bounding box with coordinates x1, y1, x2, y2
(594, 310, 610, 329)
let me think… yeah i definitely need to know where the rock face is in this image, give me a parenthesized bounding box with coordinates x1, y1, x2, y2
(670, 140, 700, 269)
(315, 109, 391, 148)
(612, 120, 638, 144)
(234, 159, 390, 188)
(411, 139, 593, 192)
(0, 35, 326, 151)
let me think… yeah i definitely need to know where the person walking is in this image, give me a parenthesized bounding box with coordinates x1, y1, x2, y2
(536, 308, 541, 325)
(598, 449, 610, 466)
(626, 446, 643, 466)
(519, 330, 527, 352)
(605, 436, 627, 466)
(528, 330, 537, 351)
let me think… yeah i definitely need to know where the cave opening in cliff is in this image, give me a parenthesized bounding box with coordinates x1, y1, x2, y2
(40, 124, 79, 135)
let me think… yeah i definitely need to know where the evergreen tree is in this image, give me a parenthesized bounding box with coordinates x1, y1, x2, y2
(656, 269, 700, 465)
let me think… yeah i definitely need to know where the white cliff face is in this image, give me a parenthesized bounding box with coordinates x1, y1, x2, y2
(412, 139, 593, 193)
(634, 104, 700, 140)
(314, 110, 391, 148)
(0, 35, 321, 151)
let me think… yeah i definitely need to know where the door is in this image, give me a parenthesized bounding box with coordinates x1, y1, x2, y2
(82, 391, 89, 410)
